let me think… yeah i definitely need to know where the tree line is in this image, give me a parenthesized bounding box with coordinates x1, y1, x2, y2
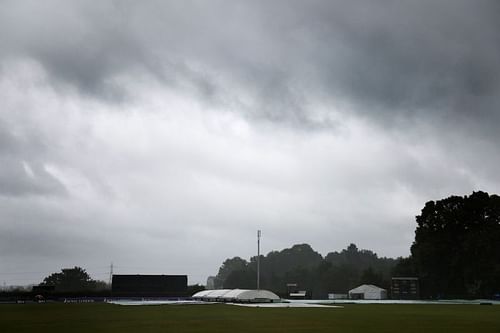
(214, 191, 500, 299)
(214, 243, 396, 299)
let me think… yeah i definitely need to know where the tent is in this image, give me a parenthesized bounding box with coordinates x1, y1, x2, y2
(192, 289, 280, 303)
(348, 284, 387, 300)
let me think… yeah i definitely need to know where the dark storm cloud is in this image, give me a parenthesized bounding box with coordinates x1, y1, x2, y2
(1, 0, 498, 131)
(308, 1, 500, 107)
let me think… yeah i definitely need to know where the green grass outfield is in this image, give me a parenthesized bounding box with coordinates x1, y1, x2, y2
(1, 303, 499, 333)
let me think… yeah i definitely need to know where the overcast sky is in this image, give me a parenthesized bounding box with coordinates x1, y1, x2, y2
(1, 0, 499, 286)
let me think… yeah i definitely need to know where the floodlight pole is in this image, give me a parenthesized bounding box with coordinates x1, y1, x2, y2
(257, 230, 261, 290)
(109, 262, 114, 299)
(109, 262, 114, 286)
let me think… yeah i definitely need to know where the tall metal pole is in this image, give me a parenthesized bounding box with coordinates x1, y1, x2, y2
(109, 262, 114, 299)
(257, 230, 261, 290)
(109, 262, 114, 286)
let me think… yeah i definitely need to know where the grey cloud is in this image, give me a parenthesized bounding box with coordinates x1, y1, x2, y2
(0, 158, 66, 197)
(0, 120, 66, 197)
(1, 0, 498, 130)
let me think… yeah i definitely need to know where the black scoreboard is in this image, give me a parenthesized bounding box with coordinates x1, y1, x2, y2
(391, 277, 419, 299)
(112, 275, 187, 297)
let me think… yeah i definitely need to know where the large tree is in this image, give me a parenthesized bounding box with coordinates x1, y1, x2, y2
(41, 266, 105, 292)
(411, 191, 500, 298)
(213, 257, 248, 289)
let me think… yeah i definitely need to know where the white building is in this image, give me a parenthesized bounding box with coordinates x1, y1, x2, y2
(348, 284, 387, 300)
